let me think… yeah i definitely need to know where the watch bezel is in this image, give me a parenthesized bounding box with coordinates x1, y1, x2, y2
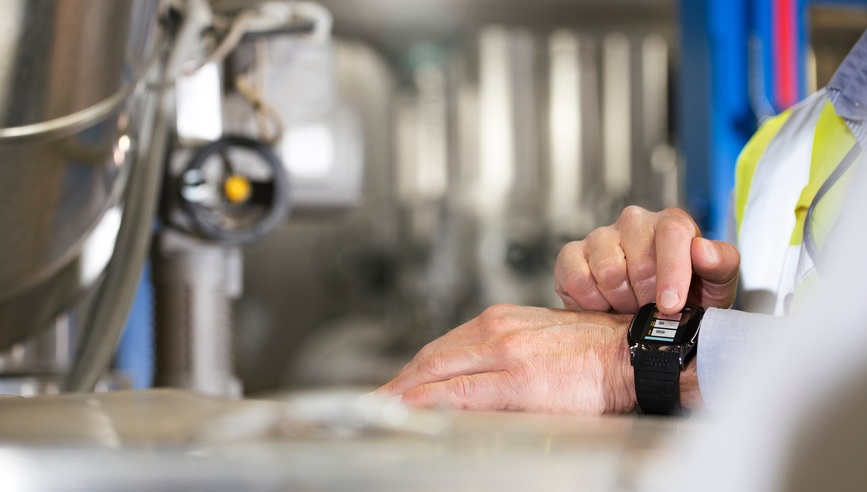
(627, 302, 703, 371)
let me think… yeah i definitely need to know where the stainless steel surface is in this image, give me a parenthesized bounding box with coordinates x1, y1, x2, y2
(0, 315, 73, 386)
(0, 388, 690, 491)
(0, 0, 158, 349)
(0, 0, 155, 128)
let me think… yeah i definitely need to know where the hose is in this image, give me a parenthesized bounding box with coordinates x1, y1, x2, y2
(234, 74, 284, 145)
(184, 9, 255, 75)
(184, 1, 334, 76)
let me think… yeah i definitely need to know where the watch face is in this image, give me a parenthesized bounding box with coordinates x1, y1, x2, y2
(629, 302, 703, 347)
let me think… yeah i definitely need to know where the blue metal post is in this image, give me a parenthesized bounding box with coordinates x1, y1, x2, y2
(709, 0, 754, 241)
(679, 0, 713, 236)
(115, 261, 154, 389)
(679, 0, 755, 241)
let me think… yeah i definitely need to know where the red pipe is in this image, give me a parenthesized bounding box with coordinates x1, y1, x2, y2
(774, 0, 798, 109)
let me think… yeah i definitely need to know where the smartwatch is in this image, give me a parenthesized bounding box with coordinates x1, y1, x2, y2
(627, 302, 703, 416)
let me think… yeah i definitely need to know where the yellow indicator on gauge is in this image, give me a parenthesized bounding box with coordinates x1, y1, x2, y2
(224, 175, 252, 203)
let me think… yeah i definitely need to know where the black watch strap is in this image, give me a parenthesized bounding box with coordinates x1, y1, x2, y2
(633, 350, 681, 415)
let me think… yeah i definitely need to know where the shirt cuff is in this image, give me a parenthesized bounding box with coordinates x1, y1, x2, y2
(696, 308, 787, 414)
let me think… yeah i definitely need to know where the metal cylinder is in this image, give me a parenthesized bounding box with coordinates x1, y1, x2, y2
(0, 0, 158, 348)
(153, 230, 243, 398)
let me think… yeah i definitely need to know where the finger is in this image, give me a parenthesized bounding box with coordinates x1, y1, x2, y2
(691, 238, 740, 284)
(586, 229, 639, 313)
(688, 238, 740, 308)
(619, 223, 657, 307)
(390, 324, 481, 387)
(375, 344, 500, 398)
(654, 210, 700, 314)
(401, 372, 517, 411)
(384, 304, 521, 390)
(554, 242, 611, 312)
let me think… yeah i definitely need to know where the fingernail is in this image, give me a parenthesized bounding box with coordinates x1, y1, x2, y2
(660, 289, 679, 309)
(701, 238, 718, 266)
(387, 394, 403, 405)
(358, 392, 375, 401)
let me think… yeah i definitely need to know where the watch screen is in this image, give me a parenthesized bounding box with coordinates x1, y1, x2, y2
(629, 303, 703, 346)
(645, 312, 683, 342)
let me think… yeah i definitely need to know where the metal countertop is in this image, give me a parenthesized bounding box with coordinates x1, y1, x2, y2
(0, 388, 694, 491)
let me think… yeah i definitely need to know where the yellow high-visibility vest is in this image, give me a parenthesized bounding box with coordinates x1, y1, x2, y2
(733, 89, 860, 315)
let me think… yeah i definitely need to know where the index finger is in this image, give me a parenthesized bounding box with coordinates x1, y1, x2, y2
(401, 372, 514, 411)
(654, 210, 700, 314)
(376, 344, 499, 398)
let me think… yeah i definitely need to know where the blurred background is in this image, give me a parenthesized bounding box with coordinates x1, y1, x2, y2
(223, 0, 867, 394)
(226, 0, 680, 394)
(1, 0, 866, 398)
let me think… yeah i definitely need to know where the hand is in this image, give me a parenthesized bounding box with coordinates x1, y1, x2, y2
(555, 206, 740, 315)
(375, 304, 637, 415)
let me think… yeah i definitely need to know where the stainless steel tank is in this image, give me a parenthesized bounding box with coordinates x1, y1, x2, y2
(0, 0, 158, 348)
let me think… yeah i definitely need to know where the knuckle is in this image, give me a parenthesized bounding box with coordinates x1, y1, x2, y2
(584, 226, 613, 248)
(557, 241, 584, 263)
(561, 271, 598, 302)
(415, 342, 435, 362)
(420, 352, 446, 377)
(479, 303, 512, 323)
(480, 318, 509, 337)
(556, 242, 587, 278)
(451, 375, 476, 401)
(618, 205, 648, 226)
(593, 256, 627, 289)
(657, 214, 695, 239)
(478, 304, 518, 334)
(495, 332, 524, 359)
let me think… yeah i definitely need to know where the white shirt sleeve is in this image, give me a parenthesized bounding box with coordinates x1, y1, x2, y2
(697, 308, 789, 413)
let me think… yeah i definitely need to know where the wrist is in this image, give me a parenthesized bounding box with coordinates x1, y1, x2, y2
(626, 303, 704, 415)
(614, 315, 638, 413)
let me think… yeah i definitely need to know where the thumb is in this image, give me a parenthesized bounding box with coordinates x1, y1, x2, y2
(690, 238, 740, 285)
(689, 238, 739, 309)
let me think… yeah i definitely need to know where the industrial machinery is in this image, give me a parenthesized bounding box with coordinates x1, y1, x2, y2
(0, 3, 685, 489)
(0, 0, 161, 394)
(0, 0, 362, 397)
